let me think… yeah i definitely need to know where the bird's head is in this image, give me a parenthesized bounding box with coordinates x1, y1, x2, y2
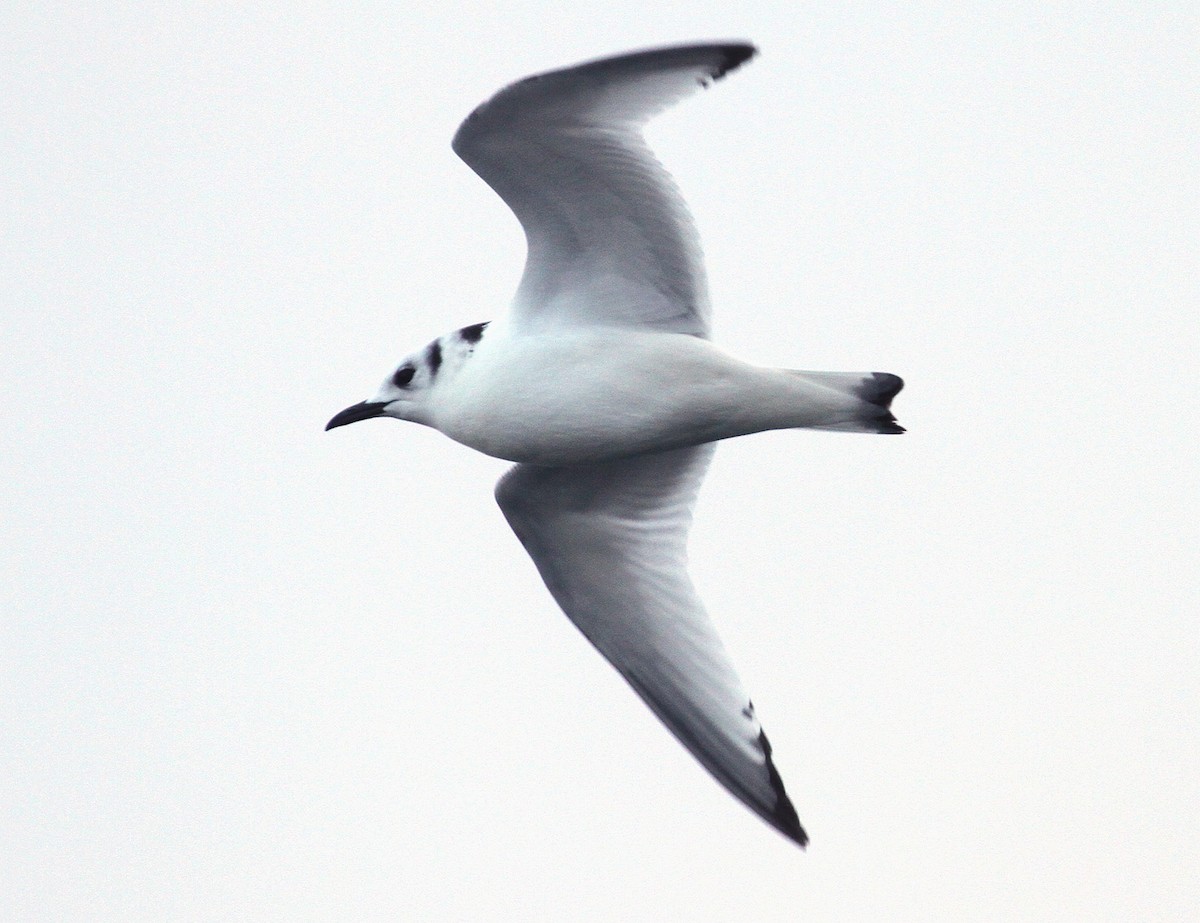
(325, 322, 489, 432)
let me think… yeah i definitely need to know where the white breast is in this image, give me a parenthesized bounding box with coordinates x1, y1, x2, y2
(427, 327, 847, 465)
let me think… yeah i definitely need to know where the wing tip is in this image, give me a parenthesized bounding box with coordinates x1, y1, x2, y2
(758, 728, 809, 849)
(711, 43, 758, 80)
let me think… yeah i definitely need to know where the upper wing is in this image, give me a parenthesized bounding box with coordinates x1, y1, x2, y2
(495, 445, 806, 847)
(453, 43, 757, 338)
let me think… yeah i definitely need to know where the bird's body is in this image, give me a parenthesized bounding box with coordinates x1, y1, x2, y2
(428, 322, 896, 465)
(327, 41, 904, 849)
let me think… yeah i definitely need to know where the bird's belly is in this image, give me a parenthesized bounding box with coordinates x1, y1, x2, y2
(432, 334, 791, 465)
(449, 392, 706, 465)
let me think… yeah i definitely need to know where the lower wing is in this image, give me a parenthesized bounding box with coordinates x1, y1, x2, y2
(495, 445, 806, 846)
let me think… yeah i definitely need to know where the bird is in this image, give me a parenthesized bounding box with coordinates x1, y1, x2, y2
(326, 41, 903, 849)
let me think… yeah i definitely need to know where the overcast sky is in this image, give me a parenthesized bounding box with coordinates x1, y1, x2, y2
(4, 3, 1197, 920)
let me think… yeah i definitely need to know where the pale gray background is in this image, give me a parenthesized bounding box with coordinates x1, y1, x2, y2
(4, 2, 1197, 920)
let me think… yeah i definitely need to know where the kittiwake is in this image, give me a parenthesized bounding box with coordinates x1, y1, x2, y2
(326, 42, 904, 849)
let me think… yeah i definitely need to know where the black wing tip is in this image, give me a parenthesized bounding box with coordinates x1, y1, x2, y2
(772, 791, 810, 849)
(758, 728, 809, 849)
(711, 43, 758, 79)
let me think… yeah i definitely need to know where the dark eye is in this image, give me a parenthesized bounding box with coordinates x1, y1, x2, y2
(392, 365, 416, 388)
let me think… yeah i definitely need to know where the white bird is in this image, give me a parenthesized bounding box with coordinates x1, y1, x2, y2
(327, 42, 903, 849)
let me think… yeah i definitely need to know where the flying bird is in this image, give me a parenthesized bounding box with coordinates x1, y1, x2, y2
(327, 42, 904, 848)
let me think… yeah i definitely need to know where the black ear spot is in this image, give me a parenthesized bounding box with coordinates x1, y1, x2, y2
(392, 365, 416, 388)
(425, 340, 442, 377)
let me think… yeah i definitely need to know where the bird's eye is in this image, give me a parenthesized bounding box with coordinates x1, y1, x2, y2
(392, 366, 416, 388)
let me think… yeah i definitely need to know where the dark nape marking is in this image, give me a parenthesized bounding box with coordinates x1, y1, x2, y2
(425, 340, 442, 377)
(458, 321, 489, 344)
(392, 365, 416, 388)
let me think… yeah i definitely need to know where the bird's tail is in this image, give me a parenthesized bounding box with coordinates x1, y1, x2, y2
(792, 371, 905, 434)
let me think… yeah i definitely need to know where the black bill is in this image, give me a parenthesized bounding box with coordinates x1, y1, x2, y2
(325, 400, 390, 431)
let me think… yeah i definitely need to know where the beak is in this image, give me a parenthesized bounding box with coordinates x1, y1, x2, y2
(325, 400, 390, 431)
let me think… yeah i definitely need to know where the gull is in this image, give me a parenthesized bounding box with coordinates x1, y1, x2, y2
(326, 42, 903, 849)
